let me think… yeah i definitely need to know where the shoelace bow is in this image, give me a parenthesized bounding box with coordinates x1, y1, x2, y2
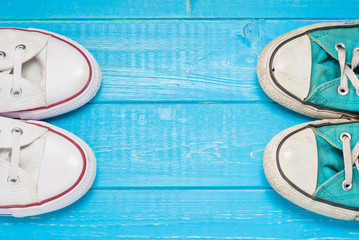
(340, 132, 359, 191)
(335, 43, 359, 95)
(0, 128, 23, 186)
(0, 44, 26, 98)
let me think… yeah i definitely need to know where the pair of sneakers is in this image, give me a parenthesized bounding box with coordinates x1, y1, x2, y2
(0, 28, 101, 217)
(258, 21, 359, 220)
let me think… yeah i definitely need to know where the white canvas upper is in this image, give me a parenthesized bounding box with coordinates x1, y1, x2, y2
(0, 117, 47, 206)
(0, 28, 102, 120)
(0, 29, 49, 72)
(0, 117, 96, 217)
(0, 28, 98, 217)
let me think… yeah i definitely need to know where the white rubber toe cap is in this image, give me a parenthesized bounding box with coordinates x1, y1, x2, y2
(37, 131, 84, 201)
(272, 35, 312, 100)
(45, 36, 90, 105)
(278, 128, 318, 195)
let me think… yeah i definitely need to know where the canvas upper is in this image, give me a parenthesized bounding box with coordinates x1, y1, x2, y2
(278, 121, 359, 209)
(0, 28, 101, 120)
(0, 116, 96, 217)
(271, 25, 359, 114)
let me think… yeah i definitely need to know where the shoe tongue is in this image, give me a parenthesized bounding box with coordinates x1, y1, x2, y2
(314, 131, 344, 187)
(308, 27, 359, 66)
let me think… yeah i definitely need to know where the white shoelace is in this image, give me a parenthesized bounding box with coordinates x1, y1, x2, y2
(335, 43, 359, 95)
(1, 128, 23, 186)
(0, 44, 26, 98)
(11, 44, 26, 97)
(340, 132, 359, 191)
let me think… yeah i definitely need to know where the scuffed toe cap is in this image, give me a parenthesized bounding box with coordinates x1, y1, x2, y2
(272, 35, 312, 100)
(37, 131, 84, 201)
(45, 36, 90, 105)
(278, 128, 318, 195)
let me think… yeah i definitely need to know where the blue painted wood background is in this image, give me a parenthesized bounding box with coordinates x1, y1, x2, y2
(2, 1, 359, 239)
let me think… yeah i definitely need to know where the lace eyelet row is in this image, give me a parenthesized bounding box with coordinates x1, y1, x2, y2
(0, 127, 23, 134)
(4, 127, 23, 186)
(11, 127, 23, 135)
(337, 86, 359, 96)
(342, 180, 353, 191)
(335, 43, 359, 96)
(0, 88, 23, 98)
(340, 132, 351, 141)
(0, 44, 26, 97)
(0, 44, 26, 61)
(10, 88, 22, 98)
(7, 176, 19, 185)
(0, 51, 6, 59)
(339, 132, 354, 191)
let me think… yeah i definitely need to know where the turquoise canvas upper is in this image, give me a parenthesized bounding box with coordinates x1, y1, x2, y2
(311, 122, 359, 208)
(303, 27, 359, 112)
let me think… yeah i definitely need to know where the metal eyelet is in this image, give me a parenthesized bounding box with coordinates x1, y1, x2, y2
(15, 44, 26, 51)
(0, 51, 6, 59)
(340, 132, 352, 141)
(10, 88, 22, 98)
(342, 180, 353, 191)
(11, 127, 23, 135)
(335, 42, 346, 51)
(7, 176, 19, 186)
(338, 85, 349, 96)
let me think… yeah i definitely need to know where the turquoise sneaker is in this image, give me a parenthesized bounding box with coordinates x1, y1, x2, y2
(264, 119, 359, 220)
(257, 21, 359, 119)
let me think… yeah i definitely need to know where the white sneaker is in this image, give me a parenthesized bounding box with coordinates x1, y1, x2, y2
(0, 117, 96, 217)
(0, 28, 102, 120)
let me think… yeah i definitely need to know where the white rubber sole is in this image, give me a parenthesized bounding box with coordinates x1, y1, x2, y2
(1, 28, 102, 120)
(257, 21, 359, 119)
(263, 118, 359, 220)
(0, 121, 96, 217)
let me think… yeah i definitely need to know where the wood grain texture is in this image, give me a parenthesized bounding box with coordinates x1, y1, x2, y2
(1, 0, 359, 19)
(3, 20, 343, 102)
(1, 190, 358, 239)
(1, 1, 357, 237)
(47, 103, 311, 188)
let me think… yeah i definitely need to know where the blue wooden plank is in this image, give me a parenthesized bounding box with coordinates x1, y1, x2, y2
(0, 0, 189, 20)
(1, 0, 359, 19)
(46, 102, 311, 188)
(1, 5, 354, 239)
(190, 0, 359, 19)
(1, 19, 344, 102)
(1, 189, 358, 239)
